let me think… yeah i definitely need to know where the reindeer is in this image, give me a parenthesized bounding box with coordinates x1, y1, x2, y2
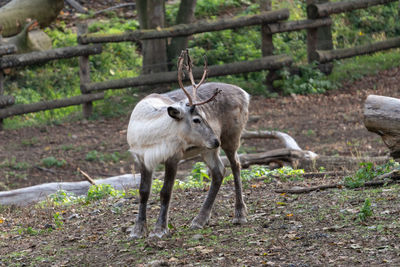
(127, 50, 249, 238)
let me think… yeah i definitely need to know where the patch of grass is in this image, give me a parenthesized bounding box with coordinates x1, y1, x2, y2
(0, 157, 31, 170)
(41, 156, 66, 168)
(328, 49, 400, 84)
(85, 150, 127, 163)
(21, 137, 39, 146)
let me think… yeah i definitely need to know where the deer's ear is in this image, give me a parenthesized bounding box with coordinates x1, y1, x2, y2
(167, 106, 184, 120)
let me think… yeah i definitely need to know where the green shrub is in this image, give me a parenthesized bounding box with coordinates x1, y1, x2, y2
(86, 184, 122, 201)
(358, 198, 373, 222)
(41, 157, 66, 168)
(274, 65, 338, 95)
(344, 160, 399, 189)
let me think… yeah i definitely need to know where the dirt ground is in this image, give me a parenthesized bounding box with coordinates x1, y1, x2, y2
(1, 65, 400, 266)
(2, 1, 400, 266)
(1, 66, 399, 191)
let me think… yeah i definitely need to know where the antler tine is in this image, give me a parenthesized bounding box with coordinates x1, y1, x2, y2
(177, 50, 193, 106)
(193, 88, 221, 106)
(185, 49, 197, 100)
(196, 55, 208, 90)
(185, 50, 209, 102)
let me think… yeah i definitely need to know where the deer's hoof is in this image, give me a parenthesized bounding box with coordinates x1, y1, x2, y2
(149, 227, 169, 238)
(190, 221, 204, 229)
(232, 216, 247, 225)
(127, 223, 147, 239)
(190, 215, 208, 229)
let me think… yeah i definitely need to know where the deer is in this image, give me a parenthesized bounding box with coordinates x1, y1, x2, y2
(127, 50, 250, 238)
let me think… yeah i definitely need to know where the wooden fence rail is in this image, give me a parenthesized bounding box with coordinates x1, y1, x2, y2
(78, 9, 290, 44)
(0, 93, 104, 119)
(307, 0, 396, 19)
(83, 55, 292, 92)
(0, 45, 102, 69)
(0, 0, 399, 129)
(315, 36, 400, 63)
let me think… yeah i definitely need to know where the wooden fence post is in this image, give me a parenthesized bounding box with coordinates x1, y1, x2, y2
(0, 33, 4, 130)
(0, 69, 4, 130)
(77, 23, 93, 118)
(260, 0, 279, 93)
(306, 0, 334, 74)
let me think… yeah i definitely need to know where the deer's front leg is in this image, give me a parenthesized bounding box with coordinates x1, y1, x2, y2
(191, 150, 225, 229)
(150, 157, 179, 238)
(130, 166, 153, 239)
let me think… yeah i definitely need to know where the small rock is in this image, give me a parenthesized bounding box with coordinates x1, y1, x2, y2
(90, 209, 101, 215)
(192, 234, 203, 240)
(147, 260, 169, 267)
(68, 213, 80, 220)
(43, 223, 55, 230)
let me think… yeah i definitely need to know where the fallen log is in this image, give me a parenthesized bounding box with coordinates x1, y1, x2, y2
(0, 155, 390, 205)
(0, 0, 64, 37)
(65, 0, 88, 14)
(276, 168, 400, 194)
(233, 148, 316, 169)
(1, 21, 52, 54)
(0, 174, 141, 206)
(364, 95, 400, 160)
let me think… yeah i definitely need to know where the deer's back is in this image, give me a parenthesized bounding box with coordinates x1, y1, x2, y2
(164, 82, 250, 144)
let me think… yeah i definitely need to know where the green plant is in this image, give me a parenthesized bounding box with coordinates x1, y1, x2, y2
(41, 156, 66, 168)
(86, 184, 123, 201)
(18, 226, 39, 236)
(21, 137, 39, 146)
(85, 150, 102, 161)
(53, 211, 64, 228)
(48, 190, 83, 205)
(274, 65, 338, 95)
(358, 198, 373, 222)
(270, 166, 305, 181)
(344, 160, 399, 188)
(190, 162, 210, 184)
(0, 157, 31, 170)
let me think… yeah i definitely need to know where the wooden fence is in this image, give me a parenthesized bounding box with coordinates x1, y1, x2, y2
(0, 0, 399, 129)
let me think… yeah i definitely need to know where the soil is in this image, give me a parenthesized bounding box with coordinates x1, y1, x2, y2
(1, 67, 399, 191)
(2, 1, 400, 266)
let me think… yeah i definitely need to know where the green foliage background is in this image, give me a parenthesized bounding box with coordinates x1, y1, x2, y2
(2, 0, 400, 128)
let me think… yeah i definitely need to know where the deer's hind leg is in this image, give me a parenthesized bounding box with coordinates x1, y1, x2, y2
(223, 148, 247, 224)
(191, 149, 225, 229)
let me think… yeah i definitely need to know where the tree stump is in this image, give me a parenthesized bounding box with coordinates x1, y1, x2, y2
(364, 95, 400, 160)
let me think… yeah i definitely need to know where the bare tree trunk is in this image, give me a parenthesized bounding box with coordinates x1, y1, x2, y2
(167, 0, 197, 69)
(136, 0, 168, 74)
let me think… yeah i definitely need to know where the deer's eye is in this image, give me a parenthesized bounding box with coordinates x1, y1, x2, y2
(193, 118, 201, 124)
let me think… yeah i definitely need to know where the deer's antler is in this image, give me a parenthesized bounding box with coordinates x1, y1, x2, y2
(177, 51, 194, 106)
(177, 50, 220, 107)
